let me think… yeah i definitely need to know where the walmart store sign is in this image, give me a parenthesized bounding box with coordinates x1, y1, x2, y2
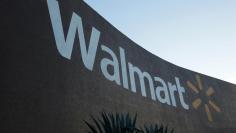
(47, 0, 189, 110)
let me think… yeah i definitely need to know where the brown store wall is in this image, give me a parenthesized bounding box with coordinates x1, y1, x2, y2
(1, 0, 236, 133)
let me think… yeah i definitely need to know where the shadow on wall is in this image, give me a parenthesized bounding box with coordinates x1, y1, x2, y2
(84, 112, 174, 133)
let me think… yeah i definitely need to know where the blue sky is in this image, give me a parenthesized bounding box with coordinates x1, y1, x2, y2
(84, 0, 236, 84)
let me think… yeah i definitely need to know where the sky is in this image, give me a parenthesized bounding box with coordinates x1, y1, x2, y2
(83, 0, 236, 84)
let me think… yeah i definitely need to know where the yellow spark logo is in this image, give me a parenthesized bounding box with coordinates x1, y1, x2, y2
(186, 75, 221, 122)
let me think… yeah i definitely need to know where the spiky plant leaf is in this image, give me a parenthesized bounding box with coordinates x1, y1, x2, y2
(85, 112, 138, 133)
(91, 115, 103, 133)
(142, 124, 174, 133)
(84, 120, 98, 133)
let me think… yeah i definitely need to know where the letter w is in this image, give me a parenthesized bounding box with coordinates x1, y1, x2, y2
(47, 0, 100, 70)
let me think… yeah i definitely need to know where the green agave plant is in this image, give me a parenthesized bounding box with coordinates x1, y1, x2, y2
(143, 124, 174, 133)
(85, 112, 174, 133)
(84, 112, 141, 133)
